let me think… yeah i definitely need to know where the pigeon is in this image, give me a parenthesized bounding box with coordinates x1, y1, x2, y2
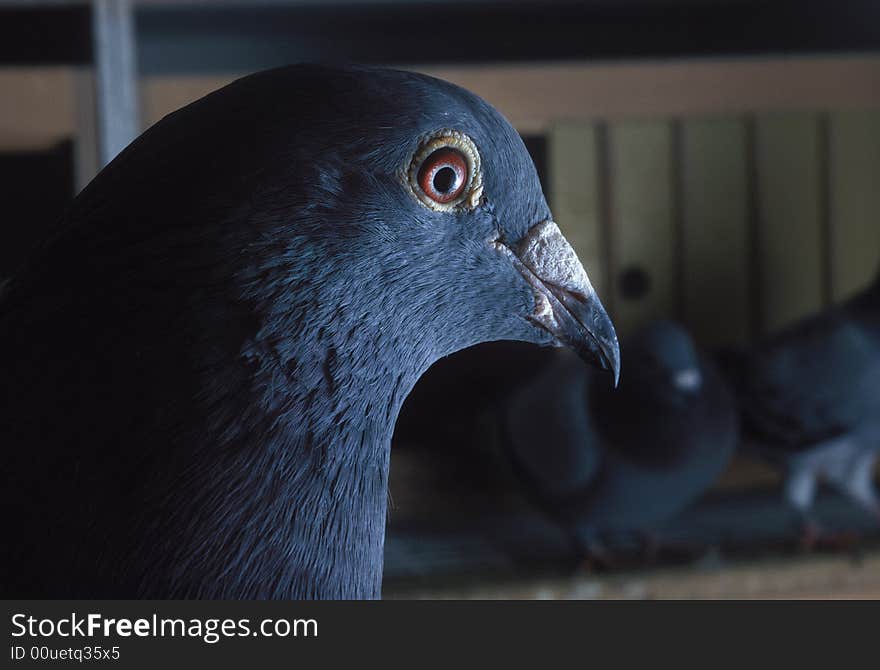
(729, 269, 880, 542)
(503, 320, 736, 558)
(0, 65, 619, 599)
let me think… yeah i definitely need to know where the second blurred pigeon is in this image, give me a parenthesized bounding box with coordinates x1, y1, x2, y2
(503, 320, 737, 558)
(731, 269, 880, 541)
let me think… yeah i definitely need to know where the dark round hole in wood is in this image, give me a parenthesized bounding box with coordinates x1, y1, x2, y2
(619, 266, 651, 300)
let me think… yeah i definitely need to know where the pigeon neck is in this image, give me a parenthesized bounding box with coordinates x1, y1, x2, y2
(226, 249, 446, 598)
(252, 323, 428, 599)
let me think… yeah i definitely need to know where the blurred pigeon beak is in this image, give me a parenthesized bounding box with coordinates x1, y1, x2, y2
(673, 368, 703, 393)
(496, 220, 620, 386)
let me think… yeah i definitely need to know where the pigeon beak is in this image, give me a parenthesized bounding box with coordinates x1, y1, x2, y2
(495, 220, 621, 386)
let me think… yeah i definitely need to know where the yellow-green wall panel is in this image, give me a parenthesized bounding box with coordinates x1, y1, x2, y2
(609, 120, 676, 336)
(682, 117, 750, 347)
(829, 110, 880, 300)
(754, 113, 824, 334)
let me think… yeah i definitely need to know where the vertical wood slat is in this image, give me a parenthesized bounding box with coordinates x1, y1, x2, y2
(73, 67, 99, 193)
(609, 120, 677, 336)
(681, 117, 750, 347)
(829, 110, 880, 301)
(547, 123, 607, 299)
(754, 113, 824, 335)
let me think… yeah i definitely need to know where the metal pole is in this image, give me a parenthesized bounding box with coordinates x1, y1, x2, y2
(91, 0, 139, 168)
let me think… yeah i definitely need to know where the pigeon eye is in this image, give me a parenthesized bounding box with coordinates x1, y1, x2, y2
(418, 149, 467, 203)
(407, 130, 483, 212)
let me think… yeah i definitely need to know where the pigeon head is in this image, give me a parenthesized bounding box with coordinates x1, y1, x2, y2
(589, 320, 717, 470)
(623, 320, 702, 402)
(0, 65, 620, 598)
(164, 64, 620, 387)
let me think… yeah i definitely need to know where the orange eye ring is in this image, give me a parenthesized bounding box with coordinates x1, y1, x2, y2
(406, 130, 483, 212)
(417, 148, 468, 204)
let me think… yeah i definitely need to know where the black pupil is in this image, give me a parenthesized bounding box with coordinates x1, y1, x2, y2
(433, 166, 457, 194)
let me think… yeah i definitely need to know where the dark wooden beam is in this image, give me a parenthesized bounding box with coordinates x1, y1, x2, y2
(136, 0, 880, 75)
(0, 5, 91, 65)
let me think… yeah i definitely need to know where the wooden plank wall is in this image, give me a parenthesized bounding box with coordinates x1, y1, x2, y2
(548, 111, 880, 346)
(829, 111, 880, 301)
(608, 121, 677, 336)
(681, 118, 750, 347)
(753, 113, 825, 335)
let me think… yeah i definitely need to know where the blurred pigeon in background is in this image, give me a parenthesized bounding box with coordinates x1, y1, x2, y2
(502, 320, 737, 561)
(727, 269, 880, 544)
